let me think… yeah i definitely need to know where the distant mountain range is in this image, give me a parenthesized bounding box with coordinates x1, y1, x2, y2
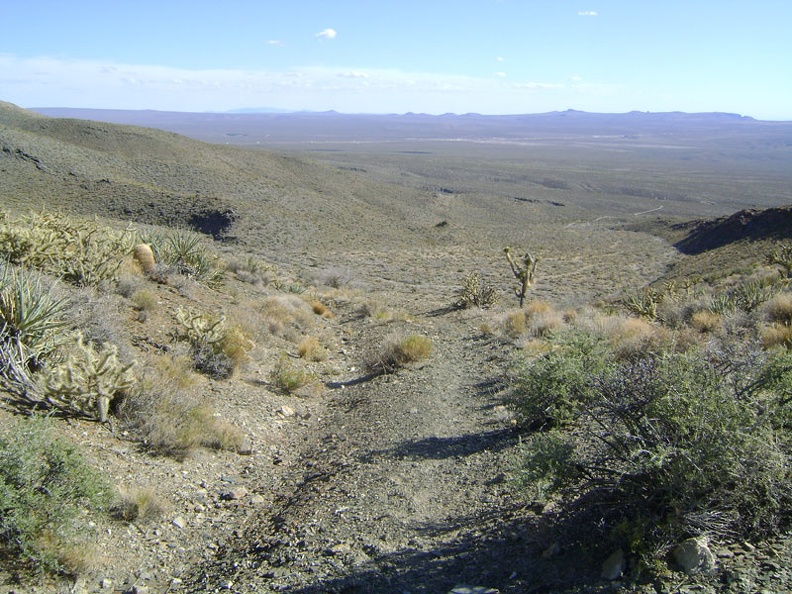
(29, 107, 789, 147)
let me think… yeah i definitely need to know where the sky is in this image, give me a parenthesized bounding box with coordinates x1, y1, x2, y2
(1, 0, 790, 119)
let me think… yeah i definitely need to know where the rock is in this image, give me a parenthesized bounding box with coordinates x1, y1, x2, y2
(221, 486, 249, 501)
(601, 549, 626, 580)
(280, 405, 296, 417)
(99, 578, 113, 590)
(449, 587, 499, 594)
(237, 436, 254, 455)
(172, 516, 186, 529)
(673, 536, 716, 574)
(132, 586, 149, 594)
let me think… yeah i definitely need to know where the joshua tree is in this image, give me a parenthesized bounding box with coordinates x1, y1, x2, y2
(504, 247, 538, 307)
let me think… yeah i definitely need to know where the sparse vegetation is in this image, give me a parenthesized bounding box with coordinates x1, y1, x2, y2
(366, 333, 433, 374)
(3, 101, 792, 590)
(0, 416, 114, 575)
(455, 272, 499, 309)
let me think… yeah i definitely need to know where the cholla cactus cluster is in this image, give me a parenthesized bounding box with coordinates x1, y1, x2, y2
(39, 332, 136, 422)
(0, 211, 137, 287)
(455, 272, 499, 309)
(175, 306, 227, 348)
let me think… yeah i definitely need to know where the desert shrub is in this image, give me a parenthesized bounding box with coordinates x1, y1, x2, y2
(297, 336, 326, 361)
(0, 211, 136, 288)
(455, 272, 499, 309)
(130, 289, 158, 313)
(112, 485, 167, 523)
(366, 334, 432, 374)
(507, 329, 610, 429)
(174, 307, 253, 379)
(118, 377, 244, 458)
(511, 341, 792, 566)
(271, 354, 317, 394)
(763, 291, 792, 325)
(0, 416, 114, 575)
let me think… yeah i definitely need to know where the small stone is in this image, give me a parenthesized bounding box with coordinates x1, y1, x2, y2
(673, 536, 716, 574)
(132, 586, 150, 594)
(601, 549, 626, 580)
(250, 494, 266, 505)
(221, 486, 249, 501)
(99, 578, 113, 590)
(236, 436, 254, 455)
(280, 405, 295, 417)
(172, 516, 186, 529)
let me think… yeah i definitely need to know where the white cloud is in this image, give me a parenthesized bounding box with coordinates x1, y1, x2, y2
(578, 10, 598, 16)
(315, 28, 337, 40)
(266, 40, 284, 46)
(495, 72, 506, 78)
(0, 54, 625, 115)
(496, 56, 505, 62)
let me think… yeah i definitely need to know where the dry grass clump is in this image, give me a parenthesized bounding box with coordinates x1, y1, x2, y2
(257, 295, 316, 341)
(763, 292, 792, 325)
(113, 485, 168, 523)
(761, 323, 792, 350)
(118, 371, 245, 458)
(585, 313, 665, 361)
(493, 301, 565, 339)
(308, 298, 335, 319)
(367, 334, 432, 374)
(297, 336, 327, 361)
(690, 309, 722, 333)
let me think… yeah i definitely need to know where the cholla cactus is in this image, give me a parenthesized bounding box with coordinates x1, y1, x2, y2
(175, 307, 226, 347)
(455, 273, 499, 309)
(0, 211, 137, 287)
(40, 332, 136, 422)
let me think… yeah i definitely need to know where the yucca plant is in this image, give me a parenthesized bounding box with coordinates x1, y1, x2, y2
(0, 264, 70, 396)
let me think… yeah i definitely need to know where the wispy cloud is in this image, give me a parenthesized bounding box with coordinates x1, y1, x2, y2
(315, 28, 337, 40)
(0, 54, 621, 114)
(578, 10, 598, 16)
(266, 40, 284, 46)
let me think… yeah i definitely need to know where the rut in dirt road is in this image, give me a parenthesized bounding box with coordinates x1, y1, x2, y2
(189, 309, 547, 593)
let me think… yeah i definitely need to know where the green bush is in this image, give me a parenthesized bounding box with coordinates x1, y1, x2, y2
(0, 416, 114, 575)
(507, 329, 610, 429)
(510, 331, 792, 566)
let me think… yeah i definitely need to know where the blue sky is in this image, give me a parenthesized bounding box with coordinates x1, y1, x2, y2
(1, 0, 790, 119)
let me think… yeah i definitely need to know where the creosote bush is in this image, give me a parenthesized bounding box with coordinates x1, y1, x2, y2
(509, 326, 792, 567)
(0, 416, 114, 575)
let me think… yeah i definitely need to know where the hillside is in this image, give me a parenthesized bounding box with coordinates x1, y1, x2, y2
(2, 102, 792, 593)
